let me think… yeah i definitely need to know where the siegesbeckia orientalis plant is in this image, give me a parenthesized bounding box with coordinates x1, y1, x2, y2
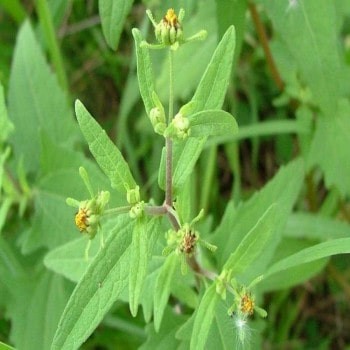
(51, 8, 270, 350)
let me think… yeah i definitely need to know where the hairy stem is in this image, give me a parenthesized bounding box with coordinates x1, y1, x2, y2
(165, 49, 174, 207)
(249, 3, 284, 91)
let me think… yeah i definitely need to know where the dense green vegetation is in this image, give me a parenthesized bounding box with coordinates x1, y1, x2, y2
(1, 1, 350, 349)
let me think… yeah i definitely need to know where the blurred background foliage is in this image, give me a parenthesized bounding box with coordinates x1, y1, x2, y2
(1, 0, 350, 349)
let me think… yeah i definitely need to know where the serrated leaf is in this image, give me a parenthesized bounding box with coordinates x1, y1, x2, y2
(51, 216, 134, 350)
(99, 0, 134, 50)
(8, 21, 78, 172)
(190, 284, 219, 350)
(153, 253, 178, 331)
(259, 238, 350, 283)
(223, 204, 277, 275)
(75, 99, 136, 193)
(189, 109, 238, 137)
(132, 28, 155, 116)
(129, 218, 155, 317)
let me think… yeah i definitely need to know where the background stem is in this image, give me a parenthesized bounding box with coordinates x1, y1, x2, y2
(36, 0, 69, 91)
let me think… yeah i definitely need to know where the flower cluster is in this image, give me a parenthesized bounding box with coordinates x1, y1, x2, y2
(163, 212, 217, 274)
(143, 8, 207, 50)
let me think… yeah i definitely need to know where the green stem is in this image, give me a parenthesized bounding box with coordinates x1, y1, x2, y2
(165, 50, 174, 208)
(0, 0, 26, 24)
(104, 206, 131, 215)
(35, 0, 68, 91)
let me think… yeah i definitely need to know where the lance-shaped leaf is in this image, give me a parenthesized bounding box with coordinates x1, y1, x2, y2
(75, 100, 136, 193)
(99, 0, 134, 50)
(223, 204, 277, 275)
(129, 217, 161, 316)
(190, 25, 236, 112)
(255, 237, 350, 285)
(51, 217, 134, 350)
(132, 28, 156, 116)
(190, 284, 220, 350)
(188, 110, 238, 138)
(153, 253, 178, 331)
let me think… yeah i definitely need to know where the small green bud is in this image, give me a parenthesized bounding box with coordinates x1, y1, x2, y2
(129, 201, 144, 219)
(173, 113, 190, 139)
(149, 107, 166, 135)
(165, 113, 190, 139)
(127, 186, 140, 205)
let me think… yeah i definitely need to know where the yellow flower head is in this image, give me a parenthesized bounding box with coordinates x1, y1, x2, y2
(75, 207, 89, 232)
(240, 293, 255, 316)
(164, 8, 178, 27)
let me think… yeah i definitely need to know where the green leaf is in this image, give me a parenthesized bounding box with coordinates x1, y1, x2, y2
(258, 238, 329, 292)
(212, 159, 304, 280)
(44, 217, 122, 283)
(172, 138, 206, 193)
(263, 0, 344, 114)
(132, 28, 155, 115)
(75, 99, 136, 193)
(190, 284, 219, 350)
(140, 307, 186, 350)
(308, 99, 350, 197)
(223, 204, 277, 275)
(153, 253, 178, 331)
(44, 237, 101, 283)
(189, 110, 238, 138)
(0, 236, 24, 292)
(129, 217, 160, 316)
(259, 238, 350, 283)
(51, 216, 134, 350)
(164, 26, 236, 192)
(99, 0, 134, 50)
(285, 212, 350, 241)
(8, 270, 70, 350)
(8, 21, 78, 172)
(191, 25, 236, 112)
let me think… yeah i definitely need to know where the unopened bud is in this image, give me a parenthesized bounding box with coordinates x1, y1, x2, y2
(127, 186, 140, 205)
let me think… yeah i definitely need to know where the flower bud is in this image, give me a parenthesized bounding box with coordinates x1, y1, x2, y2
(173, 113, 190, 139)
(149, 107, 166, 135)
(129, 201, 144, 219)
(154, 8, 184, 46)
(72, 191, 110, 240)
(127, 186, 140, 205)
